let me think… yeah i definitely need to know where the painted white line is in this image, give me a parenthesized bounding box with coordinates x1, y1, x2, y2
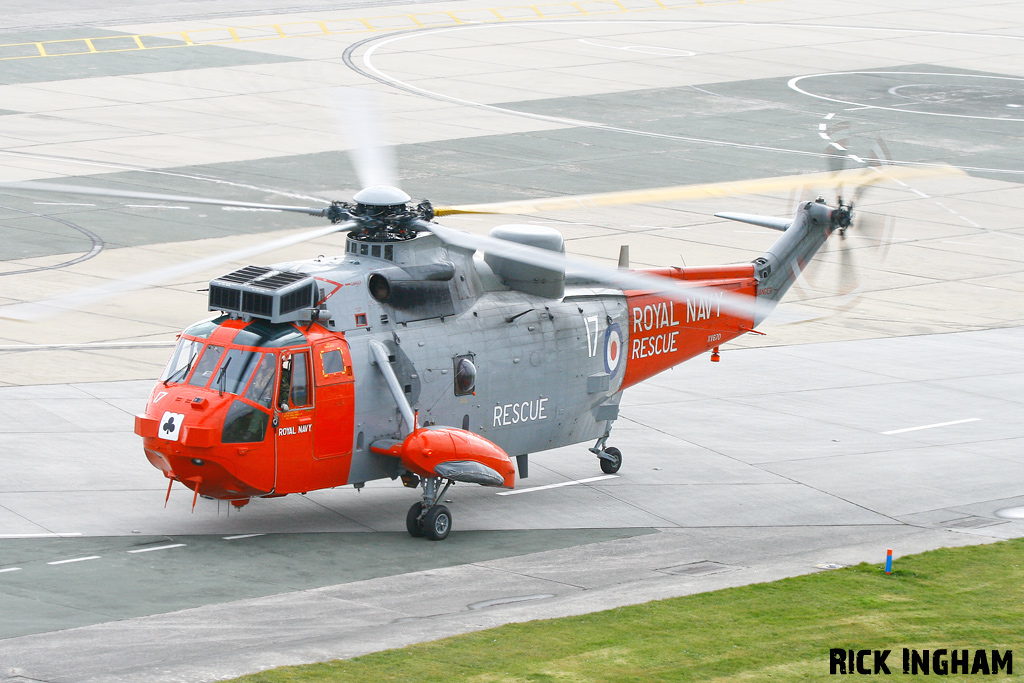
(883, 418, 981, 435)
(48, 556, 100, 565)
(0, 341, 174, 351)
(0, 533, 82, 539)
(0, 567, 22, 573)
(127, 543, 186, 554)
(223, 534, 264, 540)
(497, 474, 618, 496)
(34, 202, 96, 207)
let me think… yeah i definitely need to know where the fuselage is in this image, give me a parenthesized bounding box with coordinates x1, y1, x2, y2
(135, 228, 759, 502)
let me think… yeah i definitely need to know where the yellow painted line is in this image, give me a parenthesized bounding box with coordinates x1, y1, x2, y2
(0, 0, 785, 61)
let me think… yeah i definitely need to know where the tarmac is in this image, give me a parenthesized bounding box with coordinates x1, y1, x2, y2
(1, 0, 1024, 680)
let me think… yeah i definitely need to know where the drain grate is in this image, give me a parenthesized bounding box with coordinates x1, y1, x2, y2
(941, 516, 1004, 529)
(656, 560, 738, 577)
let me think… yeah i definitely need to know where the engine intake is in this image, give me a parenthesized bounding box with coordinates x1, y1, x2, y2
(209, 265, 319, 323)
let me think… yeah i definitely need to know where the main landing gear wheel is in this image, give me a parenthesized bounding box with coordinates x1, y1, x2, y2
(406, 476, 455, 540)
(599, 446, 622, 474)
(406, 502, 426, 538)
(423, 504, 452, 541)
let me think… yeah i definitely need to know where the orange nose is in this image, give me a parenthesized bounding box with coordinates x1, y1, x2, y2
(145, 448, 269, 499)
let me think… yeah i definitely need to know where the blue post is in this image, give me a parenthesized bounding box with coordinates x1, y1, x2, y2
(885, 548, 893, 574)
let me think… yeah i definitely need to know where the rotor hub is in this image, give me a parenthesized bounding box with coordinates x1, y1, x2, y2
(352, 184, 411, 207)
(832, 204, 854, 230)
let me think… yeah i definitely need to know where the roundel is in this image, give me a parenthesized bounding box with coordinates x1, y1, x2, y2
(604, 323, 623, 376)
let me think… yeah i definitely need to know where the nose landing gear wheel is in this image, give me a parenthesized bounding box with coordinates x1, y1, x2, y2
(423, 504, 452, 541)
(599, 446, 622, 474)
(406, 502, 426, 538)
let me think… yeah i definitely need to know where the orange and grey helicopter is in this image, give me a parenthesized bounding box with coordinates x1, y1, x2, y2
(0, 164, 952, 540)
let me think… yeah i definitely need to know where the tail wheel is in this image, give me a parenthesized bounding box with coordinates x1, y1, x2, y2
(406, 502, 426, 538)
(423, 504, 452, 541)
(599, 447, 622, 474)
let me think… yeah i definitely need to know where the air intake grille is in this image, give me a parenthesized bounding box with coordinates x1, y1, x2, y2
(242, 291, 274, 317)
(208, 266, 318, 323)
(280, 283, 317, 314)
(209, 284, 241, 311)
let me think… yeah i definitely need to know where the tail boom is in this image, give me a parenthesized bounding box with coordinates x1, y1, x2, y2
(621, 265, 756, 389)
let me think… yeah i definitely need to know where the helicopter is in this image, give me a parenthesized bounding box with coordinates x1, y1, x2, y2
(0, 162, 957, 541)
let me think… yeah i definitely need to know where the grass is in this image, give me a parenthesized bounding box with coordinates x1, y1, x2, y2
(227, 539, 1024, 682)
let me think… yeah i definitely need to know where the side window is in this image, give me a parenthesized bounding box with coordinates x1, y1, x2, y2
(284, 352, 311, 405)
(454, 354, 476, 396)
(320, 349, 347, 376)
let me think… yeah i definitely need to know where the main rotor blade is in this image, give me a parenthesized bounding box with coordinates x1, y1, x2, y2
(415, 219, 775, 322)
(1, 221, 356, 321)
(435, 165, 964, 216)
(0, 180, 332, 217)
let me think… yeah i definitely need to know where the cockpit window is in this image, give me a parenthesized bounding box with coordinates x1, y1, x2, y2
(187, 345, 224, 387)
(222, 400, 269, 444)
(244, 354, 276, 408)
(180, 316, 224, 340)
(215, 349, 262, 395)
(161, 338, 202, 383)
(232, 319, 307, 348)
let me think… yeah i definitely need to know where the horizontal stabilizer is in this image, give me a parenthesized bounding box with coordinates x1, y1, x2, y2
(715, 212, 791, 232)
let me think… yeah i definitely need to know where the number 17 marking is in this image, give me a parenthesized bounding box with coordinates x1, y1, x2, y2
(584, 315, 599, 357)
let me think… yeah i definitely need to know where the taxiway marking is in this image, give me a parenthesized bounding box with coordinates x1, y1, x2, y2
(127, 544, 186, 554)
(0, 533, 82, 538)
(882, 418, 981, 435)
(48, 556, 100, 565)
(0, 567, 22, 573)
(223, 534, 264, 540)
(497, 474, 618, 496)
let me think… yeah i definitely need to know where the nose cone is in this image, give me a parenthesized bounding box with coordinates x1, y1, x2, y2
(143, 447, 268, 499)
(136, 388, 275, 499)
